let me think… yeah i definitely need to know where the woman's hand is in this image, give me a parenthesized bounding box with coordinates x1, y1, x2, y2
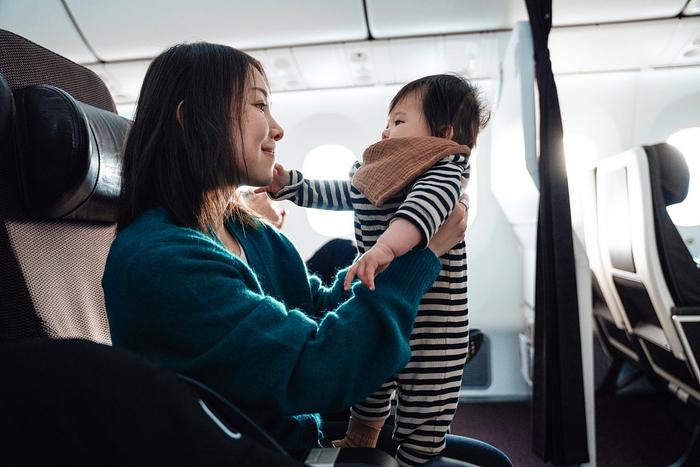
(254, 163, 290, 194)
(241, 191, 286, 229)
(428, 200, 468, 257)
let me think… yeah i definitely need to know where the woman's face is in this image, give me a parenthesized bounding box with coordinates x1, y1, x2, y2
(237, 67, 284, 186)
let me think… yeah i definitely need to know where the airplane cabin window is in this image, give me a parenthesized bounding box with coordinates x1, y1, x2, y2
(563, 132, 598, 178)
(301, 144, 356, 238)
(564, 133, 598, 230)
(666, 127, 700, 227)
(117, 103, 136, 120)
(666, 127, 700, 265)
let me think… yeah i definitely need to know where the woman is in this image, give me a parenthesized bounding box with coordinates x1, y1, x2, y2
(102, 42, 509, 466)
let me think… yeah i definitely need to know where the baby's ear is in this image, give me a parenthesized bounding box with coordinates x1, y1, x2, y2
(440, 126, 454, 140)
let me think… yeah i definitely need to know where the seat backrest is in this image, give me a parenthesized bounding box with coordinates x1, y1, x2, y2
(644, 143, 700, 308)
(581, 166, 646, 364)
(0, 338, 301, 466)
(0, 29, 126, 344)
(596, 143, 700, 400)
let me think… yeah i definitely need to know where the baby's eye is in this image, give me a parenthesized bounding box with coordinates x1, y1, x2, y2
(394, 119, 404, 125)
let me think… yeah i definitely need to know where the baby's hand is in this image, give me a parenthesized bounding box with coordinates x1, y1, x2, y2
(343, 243, 396, 291)
(254, 163, 290, 194)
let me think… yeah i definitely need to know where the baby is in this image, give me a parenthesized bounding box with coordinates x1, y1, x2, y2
(259, 74, 488, 466)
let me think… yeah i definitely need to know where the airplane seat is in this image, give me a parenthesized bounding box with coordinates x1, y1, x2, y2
(591, 274, 648, 366)
(646, 143, 700, 307)
(641, 142, 700, 400)
(0, 29, 120, 344)
(0, 72, 11, 146)
(596, 142, 700, 402)
(582, 166, 650, 388)
(0, 337, 301, 466)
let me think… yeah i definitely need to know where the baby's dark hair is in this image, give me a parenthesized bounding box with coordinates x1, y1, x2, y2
(389, 74, 490, 148)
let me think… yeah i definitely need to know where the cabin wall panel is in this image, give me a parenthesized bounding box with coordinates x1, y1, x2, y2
(64, 0, 368, 61)
(0, 0, 97, 63)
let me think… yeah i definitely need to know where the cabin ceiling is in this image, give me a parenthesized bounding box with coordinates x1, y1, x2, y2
(1, 0, 699, 103)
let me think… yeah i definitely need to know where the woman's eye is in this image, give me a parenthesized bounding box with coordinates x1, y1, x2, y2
(255, 102, 267, 111)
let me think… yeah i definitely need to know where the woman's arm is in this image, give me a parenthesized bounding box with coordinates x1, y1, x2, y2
(110, 233, 440, 416)
(306, 269, 352, 317)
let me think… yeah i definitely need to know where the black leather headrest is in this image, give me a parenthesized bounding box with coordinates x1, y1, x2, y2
(0, 73, 12, 146)
(13, 85, 129, 221)
(645, 142, 689, 206)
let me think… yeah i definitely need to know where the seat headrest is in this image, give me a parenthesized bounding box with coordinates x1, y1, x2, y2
(646, 142, 689, 207)
(0, 73, 12, 146)
(13, 85, 129, 222)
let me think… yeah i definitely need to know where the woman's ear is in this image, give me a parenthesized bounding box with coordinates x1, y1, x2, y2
(441, 125, 454, 140)
(176, 100, 184, 127)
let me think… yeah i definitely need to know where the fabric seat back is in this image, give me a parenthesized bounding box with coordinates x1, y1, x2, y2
(596, 143, 700, 401)
(0, 29, 125, 344)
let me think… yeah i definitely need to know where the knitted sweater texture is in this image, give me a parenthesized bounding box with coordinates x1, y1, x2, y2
(102, 208, 441, 448)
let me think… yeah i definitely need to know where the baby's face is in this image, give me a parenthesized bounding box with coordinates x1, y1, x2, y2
(382, 91, 431, 140)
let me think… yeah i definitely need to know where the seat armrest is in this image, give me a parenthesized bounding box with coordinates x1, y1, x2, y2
(670, 310, 700, 390)
(304, 448, 476, 467)
(424, 458, 473, 467)
(305, 447, 398, 466)
(672, 307, 700, 317)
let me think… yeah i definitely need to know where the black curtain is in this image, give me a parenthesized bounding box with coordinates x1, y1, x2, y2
(526, 0, 589, 464)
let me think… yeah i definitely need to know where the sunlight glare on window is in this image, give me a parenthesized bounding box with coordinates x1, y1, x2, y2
(667, 127, 700, 227)
(302, 145, 356, 238)
(564, 133, 598, 178)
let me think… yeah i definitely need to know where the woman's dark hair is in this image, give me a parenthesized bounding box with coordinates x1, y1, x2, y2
(389, 74, 490, 148)
(118, 42, 262, 232)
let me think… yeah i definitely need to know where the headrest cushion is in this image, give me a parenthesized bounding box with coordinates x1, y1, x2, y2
(13, 85, 129, 221)
(0, 73, 12, 145)
(646, 142, 690, 206)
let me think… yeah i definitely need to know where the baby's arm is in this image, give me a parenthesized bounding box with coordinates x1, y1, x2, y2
(342, 219, 421, 291)
(257, 163, 355, 211)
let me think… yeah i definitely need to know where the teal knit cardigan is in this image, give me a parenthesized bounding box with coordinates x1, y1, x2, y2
(102, 208, 441, 448)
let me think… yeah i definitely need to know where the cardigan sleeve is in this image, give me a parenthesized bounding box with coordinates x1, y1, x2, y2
(306, 269, 352, 318)
(115, 233, 440, 416)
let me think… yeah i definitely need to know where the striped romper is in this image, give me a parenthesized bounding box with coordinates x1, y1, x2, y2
(274, 154, 469, 466)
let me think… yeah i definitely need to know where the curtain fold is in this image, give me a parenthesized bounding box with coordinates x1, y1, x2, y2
(526, 0, 590, 463)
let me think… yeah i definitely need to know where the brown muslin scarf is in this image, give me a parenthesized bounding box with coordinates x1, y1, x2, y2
(352, 136, 470, 206)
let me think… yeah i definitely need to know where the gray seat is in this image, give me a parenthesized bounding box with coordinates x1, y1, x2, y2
(0, 29, 121, 344)
(596, 143, 700, 402)
(582, 166, 648, 367)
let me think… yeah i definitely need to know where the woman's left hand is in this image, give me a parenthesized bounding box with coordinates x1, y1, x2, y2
(242, 191, 286, 229)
